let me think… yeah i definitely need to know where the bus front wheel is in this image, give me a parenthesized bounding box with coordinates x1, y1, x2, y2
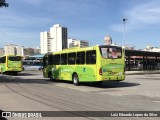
(49, 73, 54, 81)
(73, 74, 79, 86)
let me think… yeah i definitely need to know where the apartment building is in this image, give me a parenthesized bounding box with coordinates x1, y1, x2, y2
(68, 38, 89, 48)
(40, 24, 68, 54)
(40, 31, 51, 54)
(4, 44, 24, 56)
(0, 48, 4, 56)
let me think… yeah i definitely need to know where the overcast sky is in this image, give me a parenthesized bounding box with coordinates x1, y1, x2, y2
(0, 0, 160, 49)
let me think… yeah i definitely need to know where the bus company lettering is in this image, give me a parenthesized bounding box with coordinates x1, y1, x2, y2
(105, 64, 124, 69)
(61, 69, 73, 72)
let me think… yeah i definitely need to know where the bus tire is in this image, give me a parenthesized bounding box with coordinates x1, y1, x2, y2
(73, 74, 79, 86)
(96, 81, 103, 85)
(49, 72, 54, 81)
(1, 68, 3, 74)
(115, 80, 122, 82)
(14, 72, 18, 75)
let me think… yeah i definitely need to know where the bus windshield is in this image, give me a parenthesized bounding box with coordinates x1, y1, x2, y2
(100, 46, 122, 59)
(8, 56, 21, 61)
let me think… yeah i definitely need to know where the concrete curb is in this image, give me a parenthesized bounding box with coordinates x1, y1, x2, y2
(126, 70, 160, 75)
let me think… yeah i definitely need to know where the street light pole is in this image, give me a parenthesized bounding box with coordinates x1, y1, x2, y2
(123, 18, 127, 46)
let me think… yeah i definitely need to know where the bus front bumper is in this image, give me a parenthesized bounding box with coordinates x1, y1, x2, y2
(7, 68, 22, 72)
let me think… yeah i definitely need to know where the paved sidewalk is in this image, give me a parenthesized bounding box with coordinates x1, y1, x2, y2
(126, 70, 160, 75)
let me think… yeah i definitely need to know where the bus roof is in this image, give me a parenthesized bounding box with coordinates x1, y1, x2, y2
(0, 55, 22, 57)
(44, 45, 122, 56)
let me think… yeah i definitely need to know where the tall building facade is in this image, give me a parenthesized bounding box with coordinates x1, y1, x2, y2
(4, 44, 24, 56)
(40, 31, 51, 54)
(68, 38, 89, 48)
(0, 48, 4, 56)
(40, 24, 68, 54)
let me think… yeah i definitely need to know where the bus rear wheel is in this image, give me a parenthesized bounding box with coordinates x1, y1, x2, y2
(73, 74, 79, 86)
(13, 72, 18, 75)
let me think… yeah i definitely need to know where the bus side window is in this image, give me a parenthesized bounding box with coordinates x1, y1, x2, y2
(76, 52, 85, 64)
(54, 54, 60, 65)
(61, 53, 67, 65)
(68, 52, 76, 65)
(1, 57, 6, 63)
(86, 50, 96, 64)
(48, 55, 54, 65)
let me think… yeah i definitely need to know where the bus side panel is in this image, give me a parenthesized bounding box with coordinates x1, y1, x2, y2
(55, 65, 97, 82)
(96, 48, 103, 81)
(57, 65, 74, 81)
(75, 65, 97, 82)
(0, 63, 6, 73)
(54, 65, 61, 80)
(43, 65, 53, 78)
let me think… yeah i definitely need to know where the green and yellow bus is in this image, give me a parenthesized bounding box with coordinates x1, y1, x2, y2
(43, 45, 125, 85)
(0, 55, 23, 75)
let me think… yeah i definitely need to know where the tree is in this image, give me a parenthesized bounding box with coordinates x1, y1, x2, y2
(0, 0, 9, 7)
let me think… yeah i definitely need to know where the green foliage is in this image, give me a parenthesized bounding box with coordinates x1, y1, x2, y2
(0, 0, 9, 7)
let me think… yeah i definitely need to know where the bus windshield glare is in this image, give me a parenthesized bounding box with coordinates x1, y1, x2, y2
(100, 46, 122, 59)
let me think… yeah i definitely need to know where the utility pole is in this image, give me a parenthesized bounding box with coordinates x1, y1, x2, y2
(123, 18, 127, 46)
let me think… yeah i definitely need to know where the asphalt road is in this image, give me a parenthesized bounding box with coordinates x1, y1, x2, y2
(0, 71, 160, 120)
